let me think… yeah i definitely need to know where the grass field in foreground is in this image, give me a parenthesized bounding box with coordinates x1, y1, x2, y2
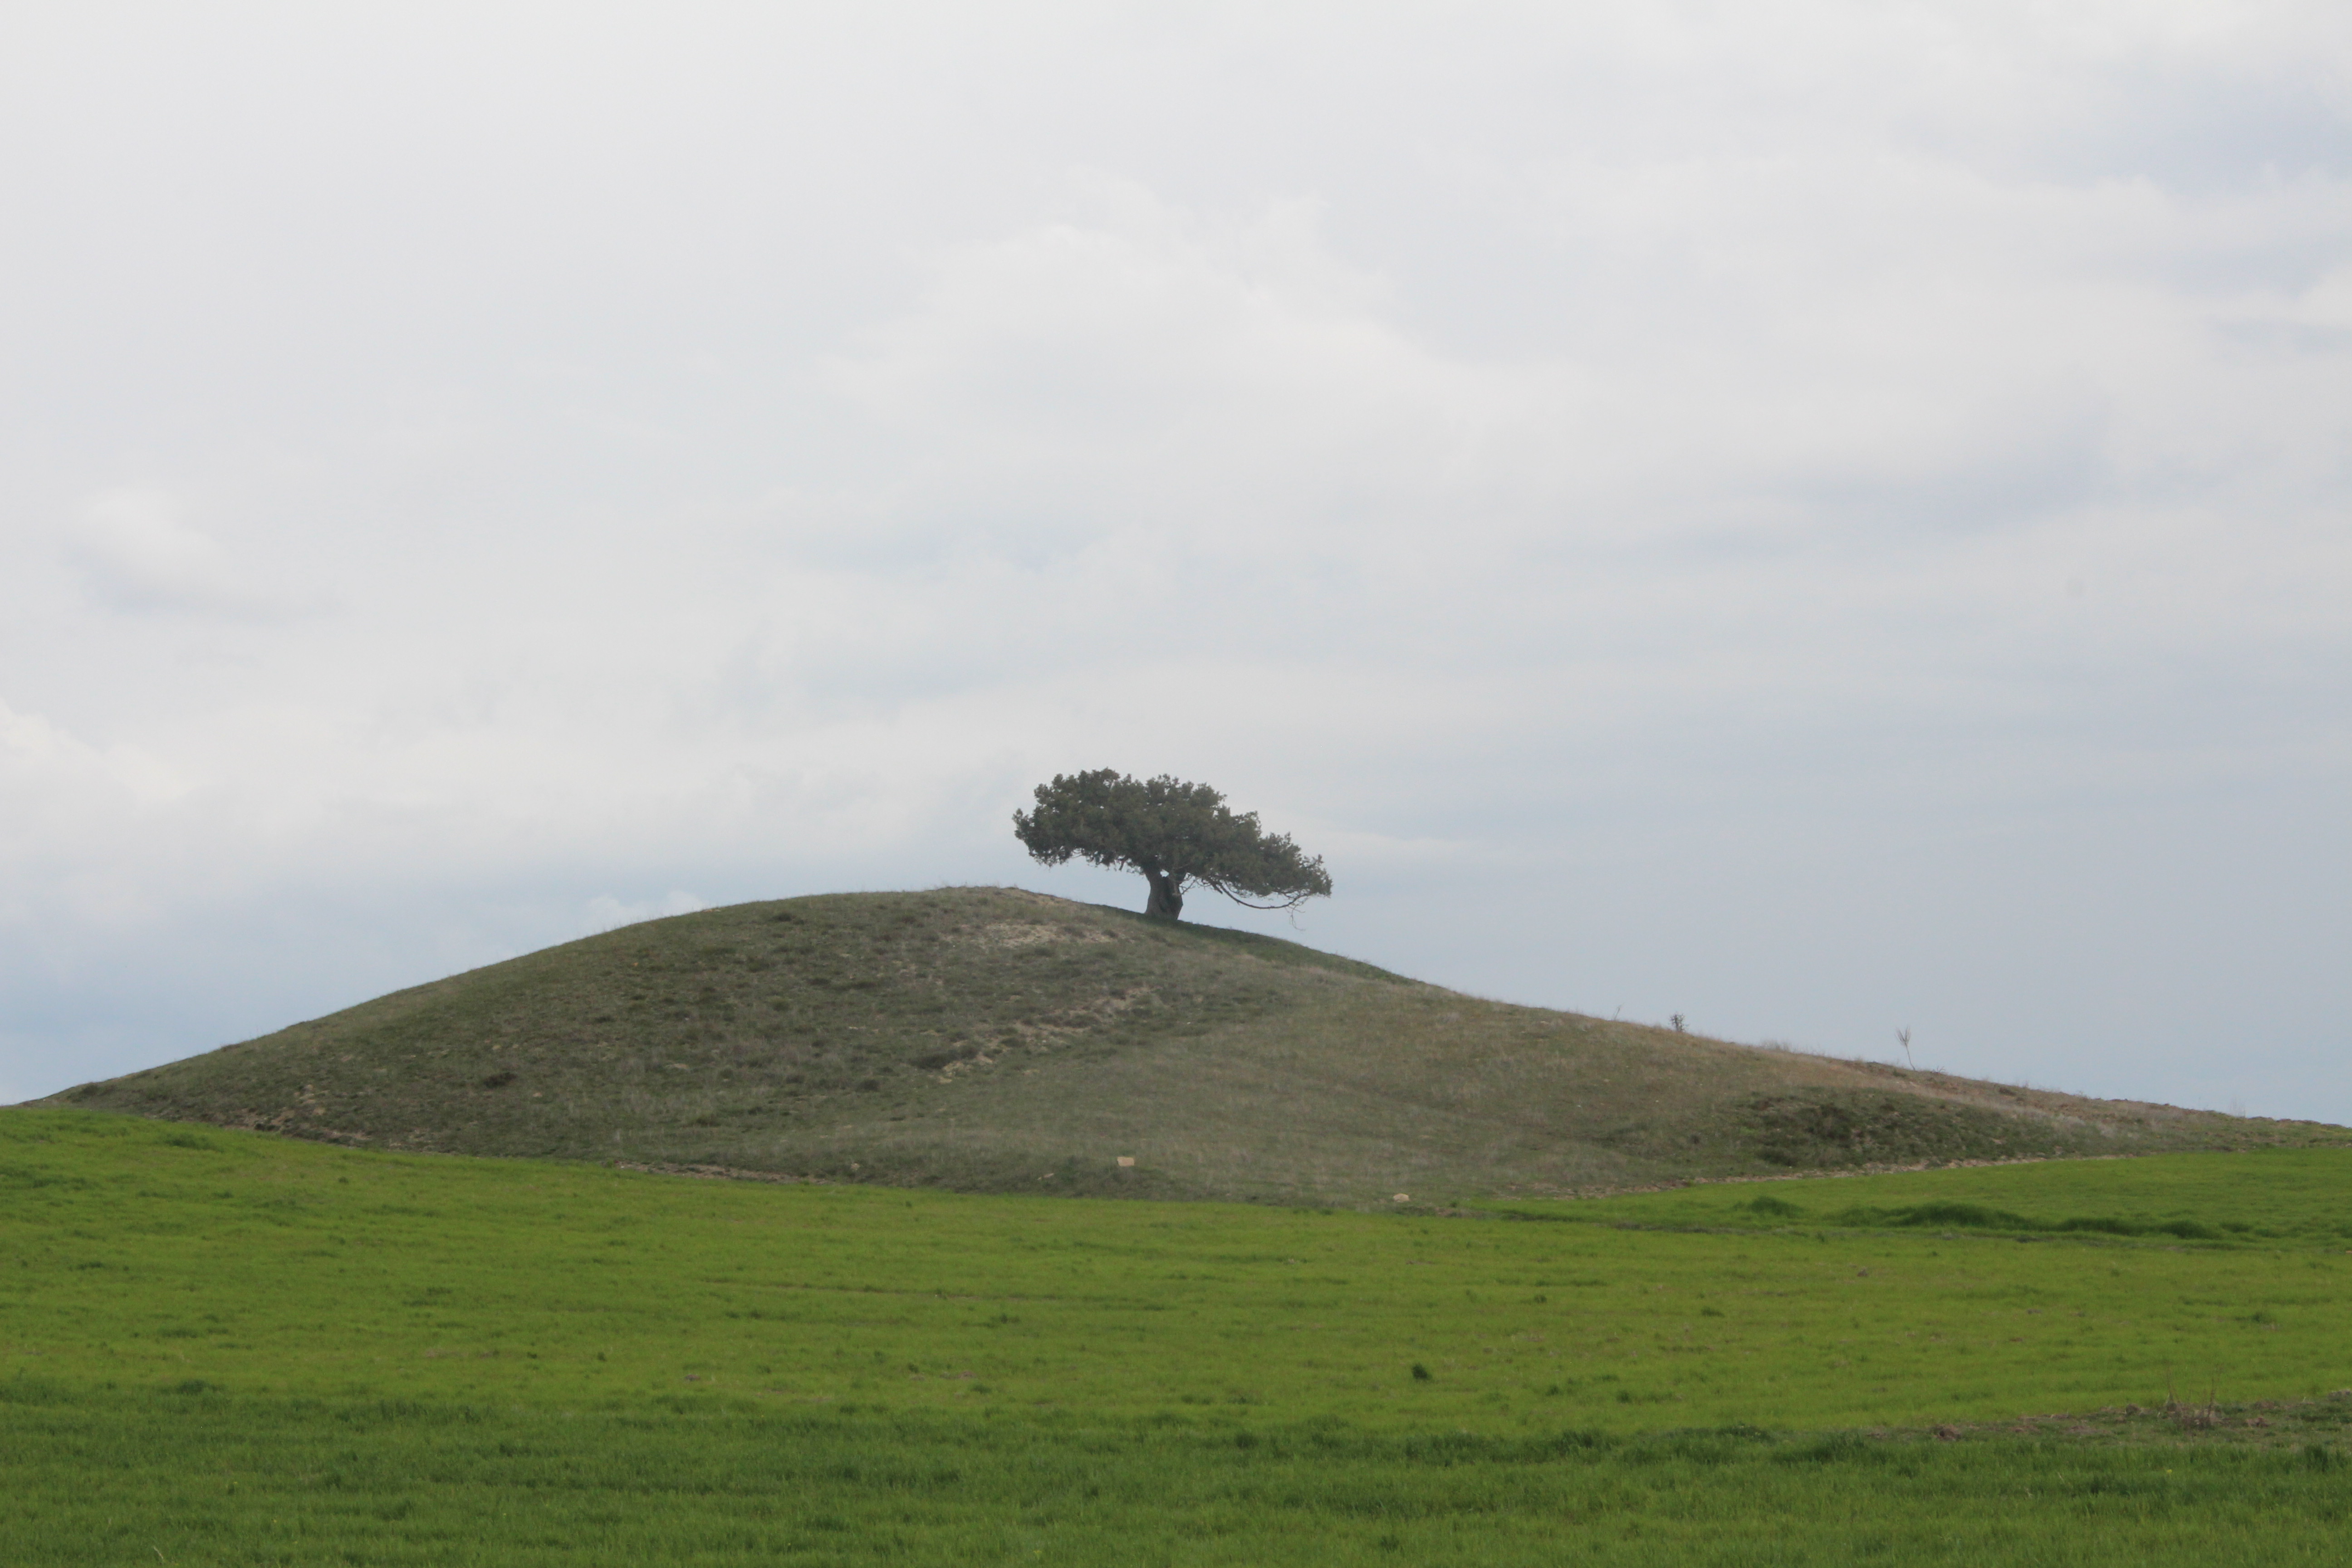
(5, 1108, 2350, 1563)
(10, 1390, 2348, 1567)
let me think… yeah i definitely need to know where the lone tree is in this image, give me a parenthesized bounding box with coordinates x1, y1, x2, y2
(1011, 769, 1332, 921)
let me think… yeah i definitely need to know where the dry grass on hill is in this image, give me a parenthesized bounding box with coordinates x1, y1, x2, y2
(45, 887, 2341, 1205)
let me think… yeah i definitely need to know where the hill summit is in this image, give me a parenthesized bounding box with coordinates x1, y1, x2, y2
(46, 887, 2340, 1204)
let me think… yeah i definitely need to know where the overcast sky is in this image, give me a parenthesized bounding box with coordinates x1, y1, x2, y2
(3, 2, 2346, 1122)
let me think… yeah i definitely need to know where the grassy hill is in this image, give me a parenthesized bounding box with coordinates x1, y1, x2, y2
(42, 887, 2343, 1204)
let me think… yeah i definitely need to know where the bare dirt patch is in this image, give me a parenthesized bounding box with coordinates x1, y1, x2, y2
(964, 921, 1117, 950)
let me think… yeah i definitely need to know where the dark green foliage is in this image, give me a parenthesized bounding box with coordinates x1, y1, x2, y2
(1830, 1201, 2225, 1240)
(1727, 1090, 2086, 1168)
(1012, 769, 1331, 919)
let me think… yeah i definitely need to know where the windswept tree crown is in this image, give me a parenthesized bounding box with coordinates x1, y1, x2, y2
(1012, 770, 1333, 921)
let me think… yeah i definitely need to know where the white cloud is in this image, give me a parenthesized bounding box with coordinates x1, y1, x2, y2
(0, 4, 2344, 1122)
(0, 696, 191, 813)
(68, 488, 317, 620)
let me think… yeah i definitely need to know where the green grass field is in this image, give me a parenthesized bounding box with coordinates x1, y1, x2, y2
(5, 1108, 2349, 1562)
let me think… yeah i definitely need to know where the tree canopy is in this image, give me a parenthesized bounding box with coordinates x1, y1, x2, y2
(1011, 770, 1332, 921)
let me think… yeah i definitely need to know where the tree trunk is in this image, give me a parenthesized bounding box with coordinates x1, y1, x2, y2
(1142, 867, 1185, 921)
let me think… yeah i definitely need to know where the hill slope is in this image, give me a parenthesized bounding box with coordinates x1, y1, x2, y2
(44, 887, 2343, 1203)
